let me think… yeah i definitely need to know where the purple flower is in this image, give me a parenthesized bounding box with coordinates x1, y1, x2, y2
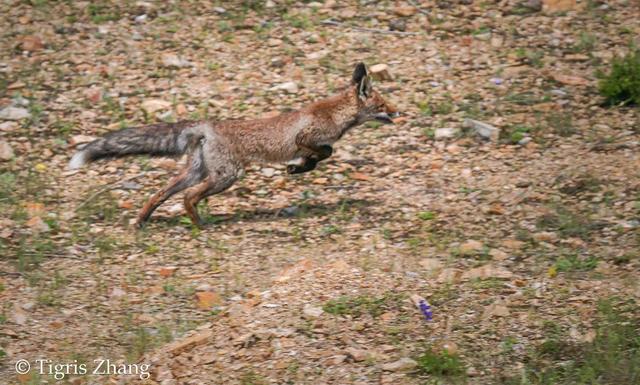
(419, 300, 433, 321)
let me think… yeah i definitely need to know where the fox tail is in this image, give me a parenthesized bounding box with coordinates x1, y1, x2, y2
(68, 121, 203, 170)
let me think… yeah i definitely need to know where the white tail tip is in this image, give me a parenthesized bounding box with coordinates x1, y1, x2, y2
(68, 150, 88, 170)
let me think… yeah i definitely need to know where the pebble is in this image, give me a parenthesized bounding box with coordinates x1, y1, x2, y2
(0, 106, 31, 120)
(381, 357, 418, 372)
(434, 127, 459, 140)
(0, 140, 14, 161)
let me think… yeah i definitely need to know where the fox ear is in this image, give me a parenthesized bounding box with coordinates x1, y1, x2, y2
(352, 62, 372, 100)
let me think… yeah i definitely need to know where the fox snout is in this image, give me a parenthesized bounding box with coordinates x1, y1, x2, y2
(373, 100, 400, 124)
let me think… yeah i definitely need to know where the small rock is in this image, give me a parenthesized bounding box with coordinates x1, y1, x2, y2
(161, 53, 192, 68)
(21, 35, 44, 51)
(388, 19, 406, 32)
(381, 357, 418, 372)
(369, 63, 394, 81)
(165, 329, 213, 355)
(489, 248, 509, 261)
(542, 0, 576, 12)
(521, 0, 542, 11)
(213, 6, 226, 13)
(281, 205, 299, 217)
(261, 168, 276, 177)
(0, 122, 18, 132)
(434, 127, 459, 140)
(394, 6, 417, 17)
(0, 140, 14, 161)
(533, 231, 558, 242)
(134, 14, 147, 24)
(462, 264, 513, 280)
(552, 73, 589, 86)
(26, 216, 50, 233)
(502, 239, 525, 250)
(483, 302, 510, 319)
(141, 99, 172, 113)
(270, 81, 298, 94)
(437, 268, 461, 283)
(518, 137, 532, 146)
(12, 304, 28, 325)
(419, 258, 443, 271)
(303, 304, 324, 318)
(490, 35, 504, 48)
(0, 106, 31, 121)
(459, 240, 484, 255)
(346, 347, 369, 362)
(463, 119, 500, 142)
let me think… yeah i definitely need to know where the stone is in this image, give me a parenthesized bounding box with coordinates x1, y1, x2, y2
(21, 35, 44, 51)
(463, 119, 500, 142)
(459, 240, 484, 255)
(462, 264, 513, 280)
(483, 302, 510, 319)
(0, 106, 31, 121)
(0, 122, 18, 132)
(261, 168, 276, 177)
(533, 231, 558, 242)
(161, 53, 192, 68)
(165, 329, 213, 355)
(489, 248, 509, 261)
(369, 64, 394, 81)
(542, 0, 576, 12)
(437, 268, 461, 283)
(141, 99, 172, 113)
(346, 347, 368, 362)
(394, 6, 417, 17)
(419, 258, 443, 271)
(270, 81, 298, 94)
(303, 304, 324, 318)
(26, 216, 50, 233)
(0, 140, 14, 161)
(434, 127, 459, 140)
(381, 357, 418, 372)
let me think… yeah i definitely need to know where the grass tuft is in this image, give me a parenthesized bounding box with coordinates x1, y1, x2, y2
(598, 48, 640, 106)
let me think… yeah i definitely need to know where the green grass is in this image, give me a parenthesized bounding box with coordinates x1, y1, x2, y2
(507, 298, 640, 384)
(415, 349, 466, 380)
(417, 211, 437, 221)
(554, 254, 598, 272)
(87, 3, 120, 23)
(502, 125, 534, 144)
(572, 32, 597, 53)
(598, 47, 640, 106)
(323, 293, 403, 318)
(536, 205, 594, 239)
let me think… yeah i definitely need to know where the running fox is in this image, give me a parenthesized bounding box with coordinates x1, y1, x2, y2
(68, 63, 399, 227)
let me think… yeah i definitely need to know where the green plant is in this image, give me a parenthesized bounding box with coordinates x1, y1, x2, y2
(536, 205, 594, 239)
(572, 32, 597, 53)
(87, 3, 120, 23)
(507, 298, 640, 384)
(544, 111, 574, 137)
(416, 349, 466, 377)
(598, 48, 640, 106)
(417, 211, 436, 221)
(323, 293, 402, 318)
(554, 254, 598, 272)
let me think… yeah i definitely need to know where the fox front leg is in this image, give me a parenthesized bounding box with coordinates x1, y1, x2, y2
(286, 144, 333, 174)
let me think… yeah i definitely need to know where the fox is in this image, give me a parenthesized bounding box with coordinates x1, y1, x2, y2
(68, 62, 399, 228)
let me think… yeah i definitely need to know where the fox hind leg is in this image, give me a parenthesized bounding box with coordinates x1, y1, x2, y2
(135, 148, 206, 227)
(183, 173, 237, 227)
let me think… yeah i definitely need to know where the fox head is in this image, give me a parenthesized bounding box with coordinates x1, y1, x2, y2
(350, 62, 399, 125)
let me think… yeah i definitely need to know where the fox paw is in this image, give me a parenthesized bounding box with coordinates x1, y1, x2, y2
(286, 164, 302, 174)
